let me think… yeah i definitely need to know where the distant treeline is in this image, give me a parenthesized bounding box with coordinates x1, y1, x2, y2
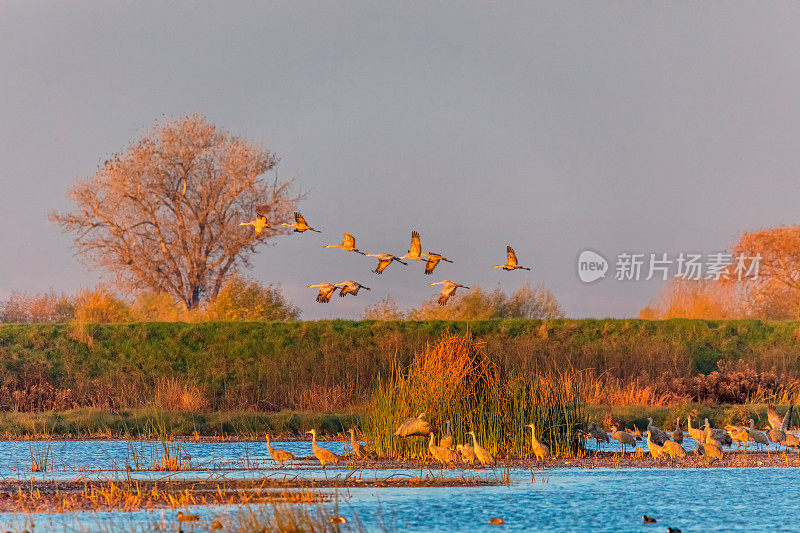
(1, 319, 800, 412)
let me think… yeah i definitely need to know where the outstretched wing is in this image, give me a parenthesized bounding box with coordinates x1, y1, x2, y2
(438, 286, 455, 306)
(782, 404, 794, 431)
(409, 231, 422, 256)
(256, 205, 269, 218)
(375, 259, 391, 274)
(294, 212, 307, 224)
(425, 255, 441, 275)
(767, 404, 782, 430)
(343, 233, 356, 248)
(506, 246, 519, 267)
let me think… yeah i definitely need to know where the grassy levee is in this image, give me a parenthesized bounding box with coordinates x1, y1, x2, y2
(1, 318, 800, 415)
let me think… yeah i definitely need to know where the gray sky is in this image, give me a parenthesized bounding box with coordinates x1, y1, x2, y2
(2, 2, 800, 319)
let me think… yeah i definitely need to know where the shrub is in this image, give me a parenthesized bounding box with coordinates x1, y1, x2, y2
(0, 292, 75, 323)
(73, 285, 131, 323)
(205, 274, 299, 321)
(409, 282, 564, 320)
(130, 292, 184, 322)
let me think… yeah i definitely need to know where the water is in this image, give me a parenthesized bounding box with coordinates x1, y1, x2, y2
(0, 439, 797, 531)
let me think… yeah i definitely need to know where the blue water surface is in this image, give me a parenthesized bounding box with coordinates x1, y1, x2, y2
(0, 439, 795, 532)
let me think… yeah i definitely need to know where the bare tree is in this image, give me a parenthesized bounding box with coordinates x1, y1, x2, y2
(50, 115, 302, 310)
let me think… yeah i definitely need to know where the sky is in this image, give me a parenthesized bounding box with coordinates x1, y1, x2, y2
(2, 2, 800, 319)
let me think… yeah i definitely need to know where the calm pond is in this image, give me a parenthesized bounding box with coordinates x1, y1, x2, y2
(0, 439, 797, 532)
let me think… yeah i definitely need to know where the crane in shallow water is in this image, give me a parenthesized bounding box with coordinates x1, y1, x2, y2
(306, 429, 340, 467)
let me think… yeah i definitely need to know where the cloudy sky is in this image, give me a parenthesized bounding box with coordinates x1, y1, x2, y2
(2, 2, 800, 319)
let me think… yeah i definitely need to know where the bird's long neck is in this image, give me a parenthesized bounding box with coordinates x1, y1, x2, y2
(471, 433, 478, 447)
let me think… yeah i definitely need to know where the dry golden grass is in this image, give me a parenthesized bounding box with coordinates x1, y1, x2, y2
(151, 377, 208, 411)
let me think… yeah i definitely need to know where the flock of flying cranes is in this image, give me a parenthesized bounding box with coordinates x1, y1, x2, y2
(240, 208, 532, 305)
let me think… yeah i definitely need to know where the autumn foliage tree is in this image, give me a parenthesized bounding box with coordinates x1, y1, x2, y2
(640, 225, 800, 320)
(729, 225, 800, 318)
(50, 115, 301, 310)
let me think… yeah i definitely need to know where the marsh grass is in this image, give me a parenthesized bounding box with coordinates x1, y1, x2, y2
(28, 423, 53, 472)
(365, 333, 587, 458)
(230, 493, 395, 533)
(28, 439, 51, 472)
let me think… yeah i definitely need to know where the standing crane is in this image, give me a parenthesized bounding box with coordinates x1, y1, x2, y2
(646, 430, 665, 461)
(429, 280, 470, 306)
(492, 246, 531, 271)
(662, 439, 686, 461)
(336, 281, 371, 297)
(525, 423, 550, 460)
(608, 425, 636, 452)
(646, 418, 668, 446)
(672, 418, 684, 445)
(745, 419, 768, 451)
(586, 422, 610, 449)
(704, 419, 732, 447)
(324, 233, 365, 254)
(428, 433, 458, 463)
(307, 283, 340, 303)
(306, 429, 340, 468)
(702, 432, 724, 461)
(348, 428, 377, 460)
(239, 205, 272, 234)
(282, 212, 321, 233)
(266, 434, 296, 467)
(365, 252, 408, 274)
(687, 415, 706, 443)
(439, 420, 453, 449)
(467, 431, 495, 466)
(456, 443, 477, 464)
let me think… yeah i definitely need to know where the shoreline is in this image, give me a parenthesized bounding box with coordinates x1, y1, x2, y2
(0, 404, 784, 439)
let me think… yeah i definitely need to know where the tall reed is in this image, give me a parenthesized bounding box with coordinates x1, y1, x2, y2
(364, 333, 586, 458)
